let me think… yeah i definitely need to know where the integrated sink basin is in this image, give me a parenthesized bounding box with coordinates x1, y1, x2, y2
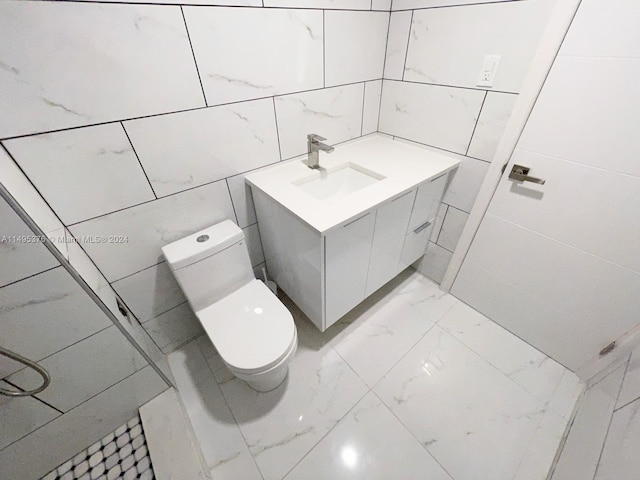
(293, 163, 385, 201)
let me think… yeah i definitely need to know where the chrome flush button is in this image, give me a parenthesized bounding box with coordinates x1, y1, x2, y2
(196, 235, 210, 243)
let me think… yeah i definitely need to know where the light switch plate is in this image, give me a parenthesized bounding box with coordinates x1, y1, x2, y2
(477, 54, 501, 87)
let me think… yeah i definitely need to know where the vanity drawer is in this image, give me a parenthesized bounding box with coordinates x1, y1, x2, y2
(399, 217, 435, 270)
(407, 174, 448, 233)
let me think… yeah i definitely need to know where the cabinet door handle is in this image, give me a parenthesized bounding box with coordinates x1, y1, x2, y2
(413, 220, 432, 234)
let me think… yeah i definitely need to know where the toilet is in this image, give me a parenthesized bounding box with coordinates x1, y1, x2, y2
(161, 219, 297, 392)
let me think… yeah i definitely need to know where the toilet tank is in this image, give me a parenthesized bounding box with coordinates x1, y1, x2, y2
(161, 220, 254, 312)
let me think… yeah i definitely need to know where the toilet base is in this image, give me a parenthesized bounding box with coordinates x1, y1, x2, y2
(229, 330, 297, 392)
(242, 365, 289, 392)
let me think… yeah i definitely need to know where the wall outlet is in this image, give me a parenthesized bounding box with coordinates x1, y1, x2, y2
(477, 54, 501, 87)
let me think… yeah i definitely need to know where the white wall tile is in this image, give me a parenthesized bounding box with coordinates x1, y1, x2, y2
(5, 124, 155, 225)
(0, 367, 166, 480)
(124, 99, 280, 197)
(143, 303, 204, 353)
(183, 7, 323, 105)
(275, 83, 365, 159)
(226, 174, 259, 229)
(0, 197, 58, 288)
(0, 2, 204, 138)
(392, 0, 513, 9)
(325, 11, 389, 87)
(0, 267, 111, 362)
(69, 180, 235, 281)
(404, 0, 555, 92)
(243, 223, 265, 268)
(112, 262, 186, 323)
(442, 155, 490, 213)
(519, 57, 640, 177)
(379, 80, 484, 153)
(263, 0, 370, 8)
(437, 206, 469, 252)
(0, 148, 65, 236)
(362, 80, 383, 135)
(560, 0, 640, 58)
(8, 326, 148, 412)
(372, 0, 392, 10)
(415, 241, 452, 284)
(491, 149, 640, 274)
(0, 389, 60, 451)
(383, 11, 413, 80)
(467, 92, 518, 161)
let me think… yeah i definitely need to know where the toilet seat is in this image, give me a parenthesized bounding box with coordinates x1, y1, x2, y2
(196, 279, 296, 374)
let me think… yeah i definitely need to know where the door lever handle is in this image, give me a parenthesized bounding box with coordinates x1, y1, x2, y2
(509, 165, 546, 185)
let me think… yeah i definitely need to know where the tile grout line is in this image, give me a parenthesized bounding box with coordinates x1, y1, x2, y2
(272, 97, 283, 161)
(1, 379, 65, 414)
(359, 82, 366, 138)
(370, 388, 457, 479)
(0, 264, 61, 291)
(465, 90, 487, 156)
(322, 10, 326, 89)
(224, 178, 240, 226)
(434, 204, 448, 246)
(180, 5, 208, 107)
(120, 122, 158, 200)
(376, 6, 392, 132)
(400, 10, 413, 82)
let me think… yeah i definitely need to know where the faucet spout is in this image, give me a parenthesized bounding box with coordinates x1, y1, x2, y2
(307, 133, 334, 169)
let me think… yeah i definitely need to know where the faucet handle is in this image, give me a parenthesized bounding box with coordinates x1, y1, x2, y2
(307, 133, 326, 143)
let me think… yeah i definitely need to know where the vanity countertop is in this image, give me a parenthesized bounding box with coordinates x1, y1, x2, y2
(245, 135, 460, 233)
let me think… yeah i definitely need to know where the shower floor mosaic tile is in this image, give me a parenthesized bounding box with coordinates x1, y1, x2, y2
(40, 414, 154, 480)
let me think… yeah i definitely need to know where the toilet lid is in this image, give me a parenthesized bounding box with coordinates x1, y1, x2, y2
(196, 280, 296, 373)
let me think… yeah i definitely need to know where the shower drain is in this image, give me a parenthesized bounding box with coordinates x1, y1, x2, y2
(40, 414, 155, 480)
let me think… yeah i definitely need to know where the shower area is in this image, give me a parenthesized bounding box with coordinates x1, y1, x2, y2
(0, 181, 171, 479)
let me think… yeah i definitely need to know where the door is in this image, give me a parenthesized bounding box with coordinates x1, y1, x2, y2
(451, 0, 640, 373)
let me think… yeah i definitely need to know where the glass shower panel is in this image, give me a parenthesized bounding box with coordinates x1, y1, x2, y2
(0, 195, 168, 479)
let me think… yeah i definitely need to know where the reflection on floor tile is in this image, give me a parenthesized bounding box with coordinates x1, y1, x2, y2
(284, 392, 452, 480)
(168, 268, 578, 480)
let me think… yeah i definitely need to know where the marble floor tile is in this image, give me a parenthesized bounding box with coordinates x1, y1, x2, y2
(439, 301, 566, 403)
(167, 268, 578, 480)
(328, 296, 435, 387)
(374, 326, 549, 480)
(284, 392, 452, 480)
(218, 317, 368, 480)
(168, 345, 262, 480)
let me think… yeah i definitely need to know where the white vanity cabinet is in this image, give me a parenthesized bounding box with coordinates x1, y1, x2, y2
(246, 135, 459, 332)
(252, 173, 449, 331)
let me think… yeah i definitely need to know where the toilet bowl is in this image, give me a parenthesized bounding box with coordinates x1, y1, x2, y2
(162, 220, 297, 392)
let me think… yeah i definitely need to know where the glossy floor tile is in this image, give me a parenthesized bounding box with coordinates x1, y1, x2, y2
(168, 268, 580, 480)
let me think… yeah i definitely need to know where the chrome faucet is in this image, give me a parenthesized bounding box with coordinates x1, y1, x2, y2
(306, 134, 334, 169)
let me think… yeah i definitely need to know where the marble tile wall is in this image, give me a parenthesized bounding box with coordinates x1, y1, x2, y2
(378, 0, 556, 283)
(0, 0, 391, 353)
(0, 195, 168, 479)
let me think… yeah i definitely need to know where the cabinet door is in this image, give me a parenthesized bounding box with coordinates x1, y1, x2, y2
(365, 190, 415, 297)
(325, 212, 375, 328)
